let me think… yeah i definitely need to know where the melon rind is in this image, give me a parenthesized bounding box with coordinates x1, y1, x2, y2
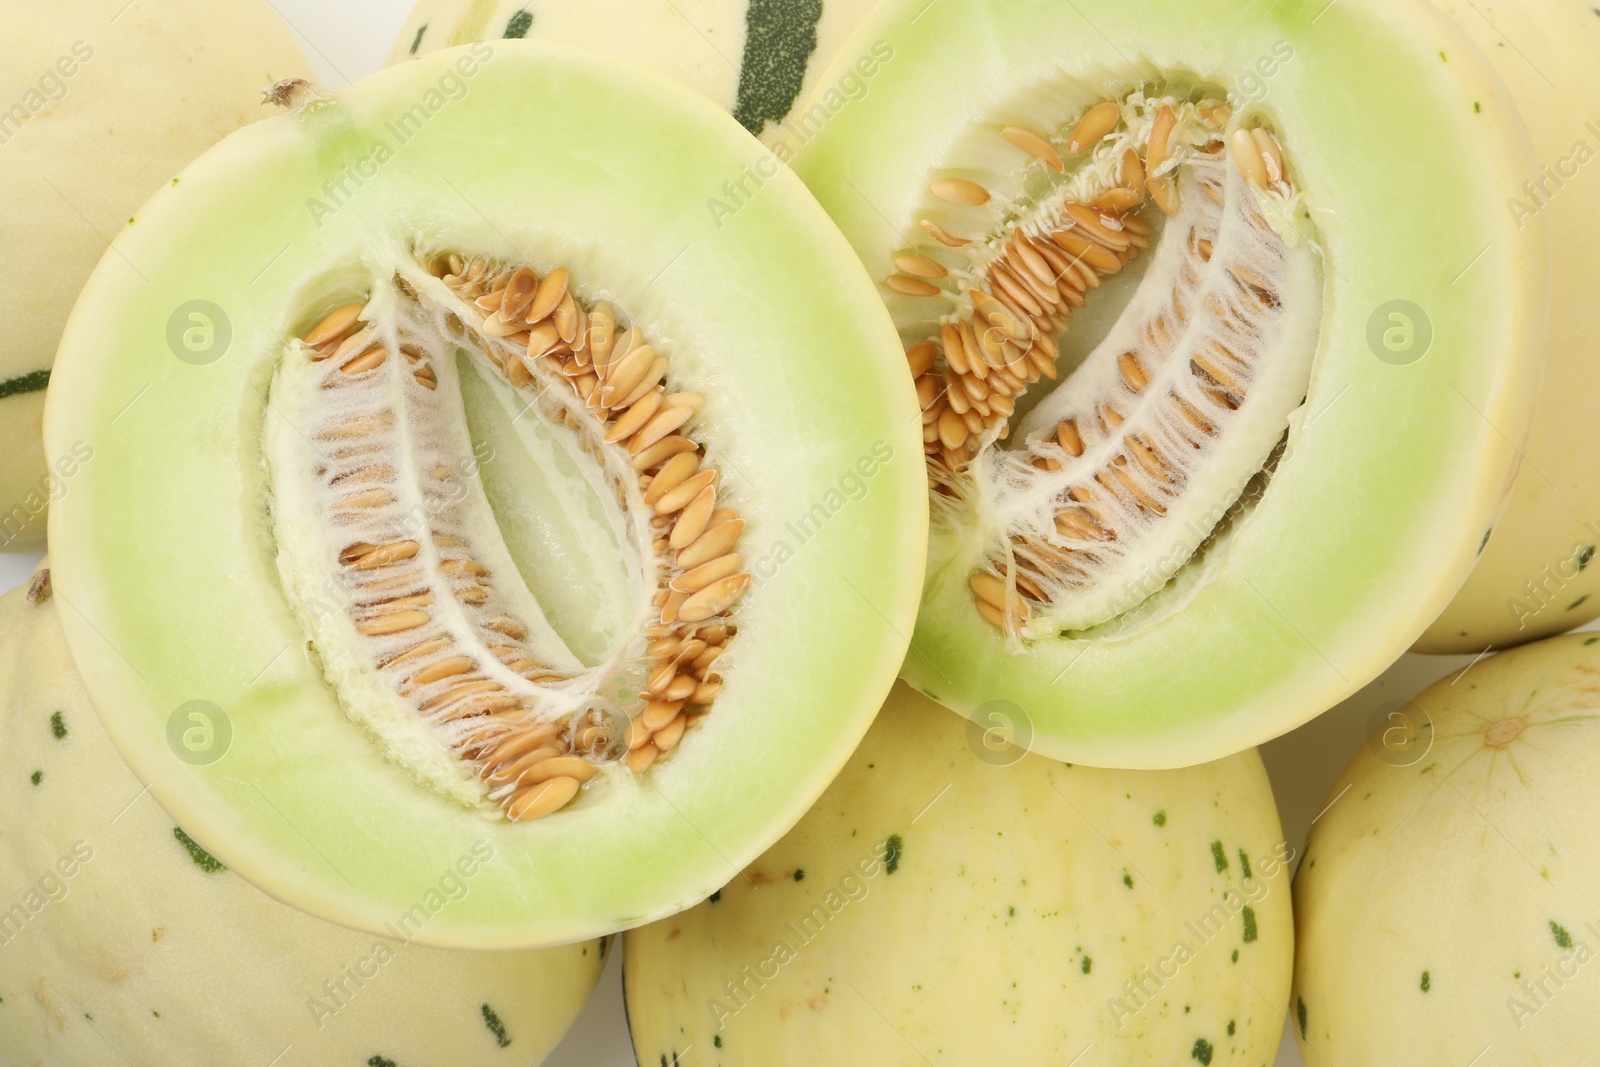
(43, 44, 927, 949)
(385, 0, 879, 152)
(0, 577, 603, 1066)
(624, 683, 1292, 1065)
(1293, 631, 1600, 1062)
(1418, 0, 1600, 653)
(792, 0, 1547, 768)
(0, 0, 312, 547)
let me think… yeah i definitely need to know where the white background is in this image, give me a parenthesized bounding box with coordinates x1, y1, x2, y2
(5, 2, 1550, 1063)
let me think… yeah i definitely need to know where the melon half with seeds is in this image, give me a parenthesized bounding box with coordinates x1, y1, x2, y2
(387, 0, 878, 151)
(792, 0, 1548, 767)
(624, 683, 1292, 1065)
(42, 44, 926, 949)
(1293, 630, 1600, 1063)
(0, 0, 312, 548)
(0, 573, 603, 1066)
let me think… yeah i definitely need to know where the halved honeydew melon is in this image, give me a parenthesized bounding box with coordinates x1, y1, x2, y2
(624, 683, 1292, 1065)
(44, 44, 926, 949)
(792, 0, 1547, 767)
(0, 0, 312, 549)
(387, 0, 880, 151)
(0, 573, 603, 1066)
(1293, 630, 1600, 1062)
(1418, 0, 1600, 653)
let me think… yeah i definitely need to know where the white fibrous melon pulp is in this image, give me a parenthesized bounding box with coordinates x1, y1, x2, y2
(0, 574, 604, 1067)
(0, 0, 312, 548)
(1294, 631, 1600, 1063)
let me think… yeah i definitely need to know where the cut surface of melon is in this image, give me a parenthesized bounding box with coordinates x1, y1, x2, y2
(625, 683, 1292, 1065)
(0, 573, 604, 1067)
(793, 0, 1547, 767)
(43, 44, 926, 949)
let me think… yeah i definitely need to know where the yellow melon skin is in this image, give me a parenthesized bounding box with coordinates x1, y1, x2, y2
(387, 0, 879, 153)
(624, 684, 1292, 1065)
(0, 574, 603, 1066)
(1295, 631, 1600, 1064)
(0, 0, 313, 547)
(1419, 0, 1600, 652)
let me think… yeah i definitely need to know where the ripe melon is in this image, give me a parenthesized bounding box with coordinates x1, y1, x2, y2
(0, 0, 312, 548)
(789, 0, 1548, 766)
(1293, 629, 1600, 1063)
(43, 44, 926, 949)
(1417, 0, 1600, 653)
(387, 0, 879, 151)
(624, 683, 1293, 1065)
(0, 572, 603, 1066)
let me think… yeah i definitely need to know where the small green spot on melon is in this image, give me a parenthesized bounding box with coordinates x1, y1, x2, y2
(29, 770, 40, 786)
(408, 24, 426, 54)
(1420, 970, 1430, 992)
(173, 827, 224, 873)
(1241, 905, 1257, 943)
(1081, 954, 1092, 974)
(1551, 920, 1573, 949)
(1231, 948, 1239, 962)
(1191, 1036, 1213, 1064)
(884, 833, 903, 874)
(793, 869, 805, 882)
(481, 1002, 511, 1047)
(0, 370, 51, 401)
(50, 711, 66, 739)
(503, 10, 532, 39)
(368, 1057, 396, 1067)
(1153, 810, 1167, 827)
(733, 0, 823, 136)
(1577, 545, 1594, 571)
(1569, 595, 1590, 611)
(1227, 1019, 1235, 1036)
(1297, 996, 1307, 1034)
(1239, 848, 1251, 877)
(1122, 870, 1133, 888)
(1210, 840, 1227, 873)
(715, 1034, 723, 1047)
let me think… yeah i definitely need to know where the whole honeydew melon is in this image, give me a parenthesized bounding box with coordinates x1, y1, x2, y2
(0, 573, 602, 1066)
(387, 0, 878, 151)
(1418, 0, 1600, 653)
(788, 0, 1547, 767)
(0, 0, 312, 549)
(624, 683, 1293, 1065)
(44, 43, 926, 950)
(1293, 630, 1600, 1063)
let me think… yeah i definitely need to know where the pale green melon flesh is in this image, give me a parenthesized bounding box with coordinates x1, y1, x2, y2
(1418, 0, 1600, 653)
(624, 683, 1292, 1065)
(387, 0, 879, 151)
(793, 0, 1546, 767)
(1294, 631, 1600, 1063)
(0, 577, 603, 1067)
(0, 0, 313, 544)
(44, 44, 926, 949)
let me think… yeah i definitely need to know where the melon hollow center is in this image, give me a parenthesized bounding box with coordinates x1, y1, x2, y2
(895, 89, 1321, 639)
(264, 251, 752, 821)
(1484, 718, 1525, 747)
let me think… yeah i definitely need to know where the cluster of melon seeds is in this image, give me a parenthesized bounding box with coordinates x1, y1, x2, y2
(265, 254, 748, 821)
(893, 93, 1321, 636)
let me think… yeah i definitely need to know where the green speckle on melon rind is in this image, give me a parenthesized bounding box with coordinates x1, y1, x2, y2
(732, 0, 823, 136)
(481, 1003, 511, 1048)
(883, 833, 903, 874)
(0, 370, 50, 401)
(502, 9, 532, 38)
(1210, 841, 1227, 873)
(1191, 1036, 1213, 1064)
(1241, 905, 1257, 943)
(174, 827, 225, 873)
(50, 711, 66, 740)
(1551, 920, 1573, 949)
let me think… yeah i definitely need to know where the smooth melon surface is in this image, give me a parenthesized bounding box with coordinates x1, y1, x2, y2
(625, 683, 1292, 1065)
(1419, 0, 1600, 653)
(0, 575, 603, 1067)
(792, 0, 1546, 768)
(1294, 631, 1600, 1064)
(0, 0, 312, 547)
(387, 0, 879, 151)
(44, 44, 926, 949)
